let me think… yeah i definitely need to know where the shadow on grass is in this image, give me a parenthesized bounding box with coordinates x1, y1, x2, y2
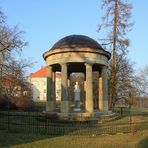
(0, 120, 99, 147)
(0, 130, 56, 147)
(0, 111, 100, 136)
(137, 137, 148, 148)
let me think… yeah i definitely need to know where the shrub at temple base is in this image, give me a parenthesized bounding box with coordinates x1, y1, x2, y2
(0, 95, 15, 110)
(0, 95, 34, 111)
(11, 97, 34, 111)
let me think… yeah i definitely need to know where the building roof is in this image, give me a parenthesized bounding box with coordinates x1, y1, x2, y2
(30, 67, 61, 78)
(50, 35, 103, 50)
(30, 67, 48, 78)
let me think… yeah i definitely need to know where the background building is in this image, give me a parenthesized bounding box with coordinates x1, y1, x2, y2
(28, 67, 61, 101)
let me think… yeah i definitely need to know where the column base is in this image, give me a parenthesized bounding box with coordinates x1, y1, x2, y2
(73, 108, 81, 112)
(99, 101, 103, 112)
(103, 100, 109, 112)
(61, 101, 69, 113)
(86, 102, 93, 114)
(85, 97, 93, 114)
(46, 101, 55, 112)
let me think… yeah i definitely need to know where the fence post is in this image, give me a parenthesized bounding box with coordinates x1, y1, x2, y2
(7, 95, 11, 132)
(7, 109, 10, 132)
(129, 105, 132, 133)
(129, 92, 133, 133)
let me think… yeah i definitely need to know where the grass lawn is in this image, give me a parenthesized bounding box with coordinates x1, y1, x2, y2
(0, 130, 148, 148)
(0, 105, 148, 147)
(0, 110, 148, 136)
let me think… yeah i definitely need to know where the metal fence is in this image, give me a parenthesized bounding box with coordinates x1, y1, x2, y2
(0, 110, 148, 136)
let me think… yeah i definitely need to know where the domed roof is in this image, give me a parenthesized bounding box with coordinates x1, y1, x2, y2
(50, 35, 103, 50)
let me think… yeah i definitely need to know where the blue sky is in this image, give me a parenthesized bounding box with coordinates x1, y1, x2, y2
(0, 0, 147, 74)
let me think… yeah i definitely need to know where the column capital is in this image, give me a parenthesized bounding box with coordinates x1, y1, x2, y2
(85, 62, 93, 66)
(47, 65, 53, 77)
(60, 63, 68, 67)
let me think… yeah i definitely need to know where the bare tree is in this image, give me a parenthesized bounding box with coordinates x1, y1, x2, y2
(0, 9, 28, 95)
(0, 9, 27, 55)
(134, 66, 148, 96)
(98, 0, 133, 108)
(109, 54, 135, 106)
(1, 57, 33, 97)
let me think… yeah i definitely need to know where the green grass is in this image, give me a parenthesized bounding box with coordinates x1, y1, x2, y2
(1, 105, 147, 138)
(113, 106, 148, 114)
(0, 109, 148, 147)
(0, 130, 148, 148)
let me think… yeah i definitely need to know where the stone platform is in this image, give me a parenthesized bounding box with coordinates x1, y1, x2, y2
(45, 110, 118, 121)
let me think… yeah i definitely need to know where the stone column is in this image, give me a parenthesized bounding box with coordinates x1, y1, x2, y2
(84, 80, 86, 92)
(61, 63, 69, 113)
(46, 66, 55, 112)
(68, 78, 72, 107)
(85, 63, 93, 113)
(99, 66, 109, 112)
(99, 72, 103, 111)
(52, 72, 56, 109)
(97, 71, 100, 111)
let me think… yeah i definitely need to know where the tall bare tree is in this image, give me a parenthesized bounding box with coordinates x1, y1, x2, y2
(0, 8, 28, 63)
(98, 0, 133, 108)
(0, 8, 28, 95)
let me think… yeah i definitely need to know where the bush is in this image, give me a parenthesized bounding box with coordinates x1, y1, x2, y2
(0, 95, 16, 110)
(0, 95, 8, 109)
(0, 95, 34, 111)
(11, 96, 34, 111)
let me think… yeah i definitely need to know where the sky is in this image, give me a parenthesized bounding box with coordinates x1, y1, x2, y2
(0, 0, 147, 74)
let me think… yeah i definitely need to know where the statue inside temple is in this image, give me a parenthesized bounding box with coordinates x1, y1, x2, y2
(74, 81, 81, 111)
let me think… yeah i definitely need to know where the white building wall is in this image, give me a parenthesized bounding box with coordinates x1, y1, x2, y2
(30, 77, 47, 101)
(29, 76, 61, 101)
